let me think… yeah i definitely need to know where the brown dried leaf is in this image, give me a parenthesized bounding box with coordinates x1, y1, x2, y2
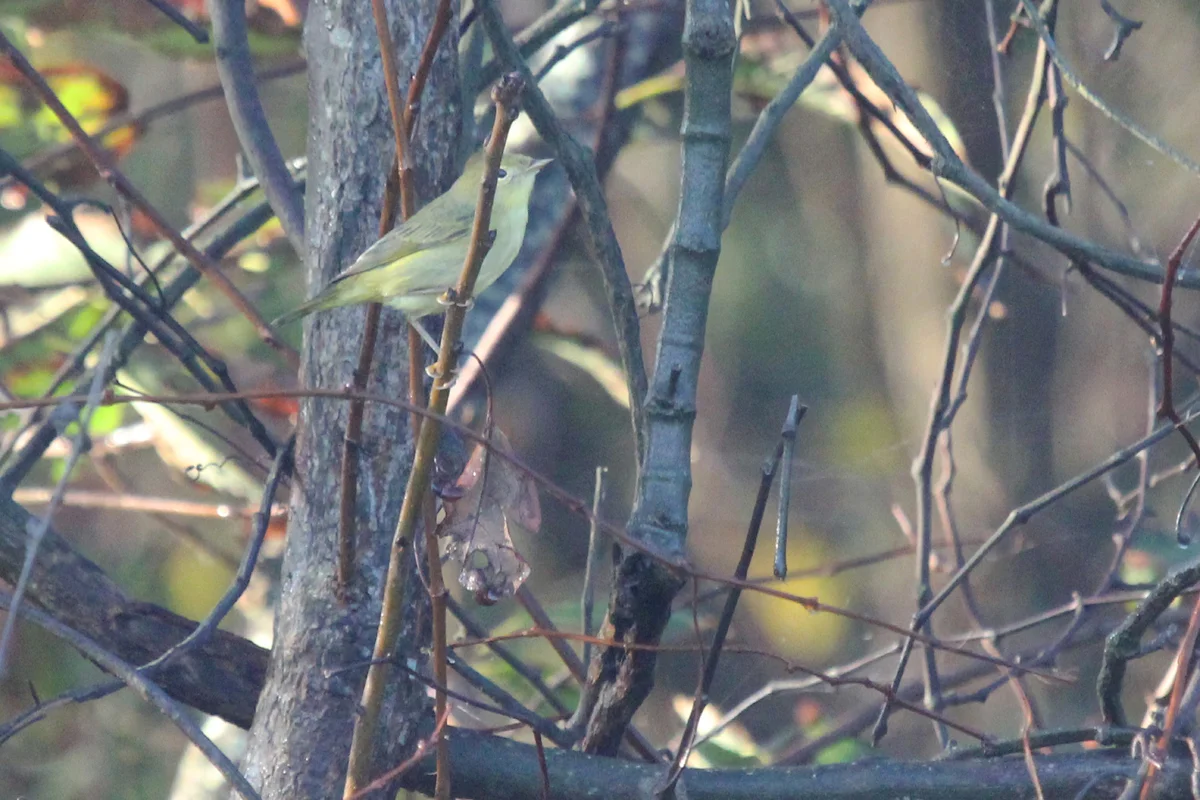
(440, 429, 539, 603)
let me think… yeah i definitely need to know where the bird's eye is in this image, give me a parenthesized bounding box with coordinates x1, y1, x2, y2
(497, 168, 508, 179)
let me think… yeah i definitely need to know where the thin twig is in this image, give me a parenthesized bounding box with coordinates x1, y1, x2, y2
(423, 490, 451, 799)
(581, 465, 608, 669)
(445, 594, 572, 717)
(773, 395, 801, 578)
(0, 383, 1093, 682)
(1140, 592, 1200, 799)
(662, 401, 804, 795)
(446, 202, 577, 411)
(1154, 212, 1200, 481)
(1098, 0, 1142, 62)
(345, 707, 451, 800)
(0, 591, 261, 800)
(0, 332, 116, 674)
(826, 0, 1195, 292)
(1063, 138, 1145, 256)
(534, 21, 623, 83)
(342, 74, 526, 799)
(472, 0, 601, 93)
(10, 487, 284, 520)
(458, 628, 993, 744)
(141, 0, 210, 41)
(444, 653, 574, 747)
(335, 8, 399, 601)
(0, 168, 292, 461)
(517, 585, 587, 682)
(478, 0, 649, 465)
(1015, 0, 1194, 174)
(12, 62, 305, 187)
(336, 0, 453, 601)
(870, 0, 1055, 744)
(0, 151, 281, 459)
(694, 645, 900, 748)
(333, 0, 413, 603)
(924, 399, 1200, 627)
(448, 5, 629, 411)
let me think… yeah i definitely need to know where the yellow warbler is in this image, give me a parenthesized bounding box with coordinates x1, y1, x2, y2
(275, 152, 551, 348)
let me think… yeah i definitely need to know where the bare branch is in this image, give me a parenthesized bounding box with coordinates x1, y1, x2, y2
(207, 0, 306, 253)
(141, 0, 210, 42)
(477, 0, 649, 463)
(0, 27, 298, 364)
(824, 0, 1194, 289)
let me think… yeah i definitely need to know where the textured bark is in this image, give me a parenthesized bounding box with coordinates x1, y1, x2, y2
(240, 1, 460, 796)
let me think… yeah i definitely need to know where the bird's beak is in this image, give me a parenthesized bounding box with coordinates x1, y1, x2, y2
(530, 157, 553, 172)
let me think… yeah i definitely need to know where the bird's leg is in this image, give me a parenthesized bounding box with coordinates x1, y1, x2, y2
(413, 317, 457, 388)
(422, 289, 475, 388)
(410, 318, 441, 352)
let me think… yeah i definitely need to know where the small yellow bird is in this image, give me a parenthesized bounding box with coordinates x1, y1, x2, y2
(275, 152, 551, 349)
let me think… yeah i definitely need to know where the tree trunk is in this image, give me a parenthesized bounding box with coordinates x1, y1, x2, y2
(241, 1, 460, 796)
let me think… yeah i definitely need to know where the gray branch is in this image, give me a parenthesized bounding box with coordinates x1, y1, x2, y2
(574, 0, 737, 756)
(824, 0, 1196, 289)
(207, 0, 307, 255)
(398, 729, 1181, 800)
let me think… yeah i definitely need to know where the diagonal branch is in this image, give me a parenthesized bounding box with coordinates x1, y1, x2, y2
(0, 591, 261, 800)
(0, 494, 268, 730)
(1014, 0, 1195, 176)
(0, 28, 297, 366)
(342, 74, 527, 798)
(476, 0, 648, 465)
(823, 0, 1196, 290)
(207, 0, 306, 254)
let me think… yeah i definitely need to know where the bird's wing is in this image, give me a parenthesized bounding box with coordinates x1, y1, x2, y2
(334, 197, 472, 281)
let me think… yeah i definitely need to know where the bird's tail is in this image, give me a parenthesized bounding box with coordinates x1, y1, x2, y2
(273, 292, 338, 327)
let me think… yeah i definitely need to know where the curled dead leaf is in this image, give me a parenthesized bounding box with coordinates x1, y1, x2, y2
(439, 429, 539, 603)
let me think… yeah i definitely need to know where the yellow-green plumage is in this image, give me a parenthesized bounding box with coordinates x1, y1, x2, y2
(274, 152, 550, 333)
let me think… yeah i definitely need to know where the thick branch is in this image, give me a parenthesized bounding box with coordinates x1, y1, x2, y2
(576, 0, 736, 756)
(0, 494, 267, 729)
(401, 730, 1181, 800)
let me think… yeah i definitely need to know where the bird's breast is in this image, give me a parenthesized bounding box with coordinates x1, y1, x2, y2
(476, 209, 529, 291)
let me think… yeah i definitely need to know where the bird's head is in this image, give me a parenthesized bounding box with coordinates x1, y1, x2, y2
(456, 151, 552, 201)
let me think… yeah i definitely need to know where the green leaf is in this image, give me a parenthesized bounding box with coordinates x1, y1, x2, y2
(812, 737, 869, 765)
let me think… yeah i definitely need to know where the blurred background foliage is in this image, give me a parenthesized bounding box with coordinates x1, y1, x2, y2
(2, 0, 1200, 797)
